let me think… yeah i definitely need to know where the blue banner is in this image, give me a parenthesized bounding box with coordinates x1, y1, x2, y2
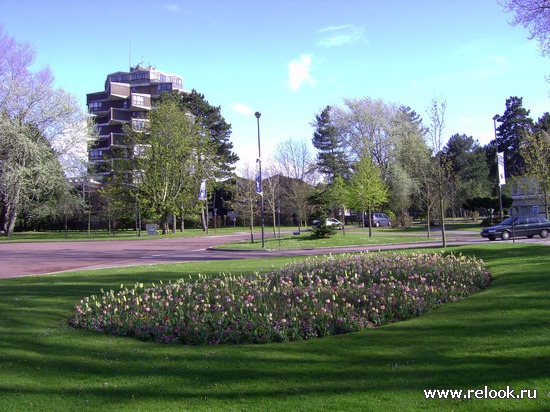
(255, 159, 262, 194)
(198, 180, 207, 200)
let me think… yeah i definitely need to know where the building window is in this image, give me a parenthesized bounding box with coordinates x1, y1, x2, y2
(130, 71, 149, 83)
(132, 95, 145, 106)
(110, 74, 129, 83)
(89, 101, 102, 112)
(90, 149, 103, 161)
(158, 83, 172, 93)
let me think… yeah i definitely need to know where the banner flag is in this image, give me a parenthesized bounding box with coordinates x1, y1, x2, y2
(198, 180, 207, 200)
(255, 158, 262, 194)
(497, 152, 506, 186)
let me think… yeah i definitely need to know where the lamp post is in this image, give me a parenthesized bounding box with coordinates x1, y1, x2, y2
(255, 111, 265, 248)
(493, 114, 503, 222)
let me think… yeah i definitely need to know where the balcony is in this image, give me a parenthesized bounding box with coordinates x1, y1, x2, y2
(90, 133, 126, 150)
(108, 82, 131, 100)
(108, 108, 132, 125)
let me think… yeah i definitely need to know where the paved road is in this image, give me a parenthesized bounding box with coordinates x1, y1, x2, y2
(0, 230, 546, 278)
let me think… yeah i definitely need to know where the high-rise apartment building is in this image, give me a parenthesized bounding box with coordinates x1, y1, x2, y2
(86, 64, 185, 174)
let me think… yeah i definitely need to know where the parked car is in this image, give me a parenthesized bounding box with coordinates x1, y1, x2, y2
(480, 216, 550, 241)
(312, 217, 344, 230)
(364, 212, 392, 227)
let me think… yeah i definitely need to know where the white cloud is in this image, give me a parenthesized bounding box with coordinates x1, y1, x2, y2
(287, 54, 315, 92)
(231, 103, 254, 116)
(164, 3, 180, 12)
(317, 24, 365, 47)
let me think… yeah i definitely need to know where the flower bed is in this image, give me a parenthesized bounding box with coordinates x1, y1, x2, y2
(69, 252, 491, 345)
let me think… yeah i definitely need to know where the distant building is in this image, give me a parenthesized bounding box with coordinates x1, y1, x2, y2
(511, 176, 549, 218)
(86, 64, 186, 175)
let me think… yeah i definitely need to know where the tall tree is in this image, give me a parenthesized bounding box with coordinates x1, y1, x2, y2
(426, 97, 450, 247)
(443, 134, 491, 218)
(125, 100, 210, 234)
(311, 106, 348, 182)
(0, 29, 87, 236)
(348, 156, 389, 237)
(332, 97, 399, 179)
(160, 90, 238, 181)
(274, 139, 318, 230)
(493, 96, 534, 177)
(388, 106, 427, 221)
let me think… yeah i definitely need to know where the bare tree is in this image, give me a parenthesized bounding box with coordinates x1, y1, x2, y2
(519, 129, 550, 218)
(500, 0, 550, 56)
(232, 162, 259, 243)
(262, 158, 282, 237)
(272, 139, 318, 230)
(273, 138, 317, 183)
(426, 97, 450, 247)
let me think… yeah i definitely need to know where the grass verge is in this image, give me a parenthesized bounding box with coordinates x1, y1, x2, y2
(0, 243, 548, 411)
(213, 231, 435, 250)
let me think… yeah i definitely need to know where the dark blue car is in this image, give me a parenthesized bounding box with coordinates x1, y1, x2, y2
(480, 216, 550, 241)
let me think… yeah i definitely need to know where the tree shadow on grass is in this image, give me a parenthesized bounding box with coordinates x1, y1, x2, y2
(0, 244, 548, 410)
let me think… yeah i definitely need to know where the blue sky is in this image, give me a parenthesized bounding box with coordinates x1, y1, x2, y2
(1, 0, 548, 170)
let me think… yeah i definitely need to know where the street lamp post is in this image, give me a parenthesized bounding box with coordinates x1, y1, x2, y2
(493, 114, 504, 222)
(255, 111, 265, 248)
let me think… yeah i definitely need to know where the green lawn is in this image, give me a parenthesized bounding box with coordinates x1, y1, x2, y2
(0, 227, 260, 242)
(0, 244, 549, 411)
(214, 230, 435, 250)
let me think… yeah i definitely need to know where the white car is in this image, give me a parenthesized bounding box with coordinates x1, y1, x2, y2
(312, 217, 344, 230)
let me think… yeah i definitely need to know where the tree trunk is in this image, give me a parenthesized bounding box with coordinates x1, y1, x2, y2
(426, 208, 431, 239)
(200, 207, 208, 232)
(368, 208, 372, 238)
(3, 199, 19, 237)
(161, 213, 169, 235)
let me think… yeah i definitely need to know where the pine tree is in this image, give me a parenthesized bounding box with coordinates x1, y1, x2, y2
(493, 96, 534, 177)
(311, 106, 348, 182)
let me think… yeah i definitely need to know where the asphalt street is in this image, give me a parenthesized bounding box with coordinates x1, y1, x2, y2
(0, 230, 547, 278)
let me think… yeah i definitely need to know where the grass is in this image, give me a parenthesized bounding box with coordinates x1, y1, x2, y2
(0, 242, 549, 410)
(214, 229, 435, 250)
(0, 221, 482, 243)
(0, 227, 264, 243)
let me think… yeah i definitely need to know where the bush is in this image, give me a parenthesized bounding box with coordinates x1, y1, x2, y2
(311, 221, 336, 238)
(69, 252, 491, 345)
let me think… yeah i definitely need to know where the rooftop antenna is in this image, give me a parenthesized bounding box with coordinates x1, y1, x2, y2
(129, 41, 132, 70)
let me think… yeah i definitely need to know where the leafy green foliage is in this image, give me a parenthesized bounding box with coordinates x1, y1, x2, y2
(123, 100, 210, 234)
(348, 157, 388, 222)
(310, 218, 337, 238)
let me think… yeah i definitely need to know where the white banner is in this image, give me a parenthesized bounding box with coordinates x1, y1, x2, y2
(497, 152, 506, 186)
